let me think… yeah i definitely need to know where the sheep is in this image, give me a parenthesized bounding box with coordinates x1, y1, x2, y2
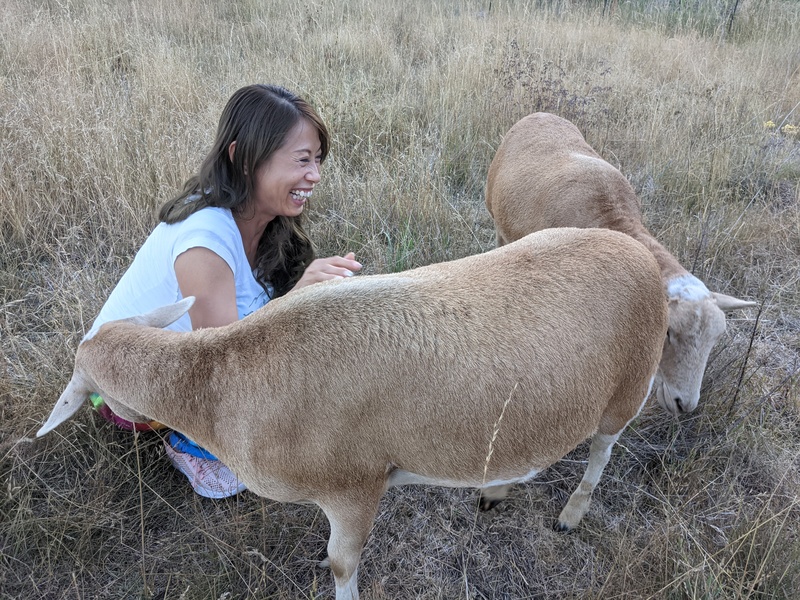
(485, 112, 757, 415)
(37, 227, 668, 600)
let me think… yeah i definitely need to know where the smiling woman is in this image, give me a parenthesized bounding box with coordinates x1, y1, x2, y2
(83, 84, 363, 498)
(248, 119, 323, 221)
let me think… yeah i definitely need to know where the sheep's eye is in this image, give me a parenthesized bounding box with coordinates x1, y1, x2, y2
(666, 329, 673, 344)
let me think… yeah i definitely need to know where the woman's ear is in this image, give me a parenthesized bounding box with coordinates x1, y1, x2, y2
(228, 141, 236, 162)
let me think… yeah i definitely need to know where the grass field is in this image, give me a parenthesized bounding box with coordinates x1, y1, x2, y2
(2, 0, 799, 598)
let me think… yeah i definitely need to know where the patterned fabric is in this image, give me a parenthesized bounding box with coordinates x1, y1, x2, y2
(164, 439, 247, 499)
(168, 431, 218, 460)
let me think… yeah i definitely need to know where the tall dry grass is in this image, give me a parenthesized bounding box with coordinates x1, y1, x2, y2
(2, 0, 799, 598)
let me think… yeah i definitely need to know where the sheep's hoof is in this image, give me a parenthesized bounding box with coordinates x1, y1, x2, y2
(477, 495, 502, 512)
(553, 521, 573, 533)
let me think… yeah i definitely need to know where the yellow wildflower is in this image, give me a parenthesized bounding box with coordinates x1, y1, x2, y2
(764, 120, 776, 129)
(781, 124, 798, 136)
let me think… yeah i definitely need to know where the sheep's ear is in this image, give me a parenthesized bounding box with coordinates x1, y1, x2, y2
(37, 377, 89, 437)
(712, 292, 758, 312)
(124, 296, 195, 329)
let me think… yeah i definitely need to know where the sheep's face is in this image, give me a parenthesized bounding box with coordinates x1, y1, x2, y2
(101, 393, 152, 424)
(655, 298, 726, 414)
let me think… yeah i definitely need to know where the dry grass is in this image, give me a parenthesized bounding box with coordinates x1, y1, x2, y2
(2, 0, 799, 598)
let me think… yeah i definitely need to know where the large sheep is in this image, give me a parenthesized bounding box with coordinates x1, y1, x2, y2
(38, 227, 667, 600)
(486, 112, 757, 414)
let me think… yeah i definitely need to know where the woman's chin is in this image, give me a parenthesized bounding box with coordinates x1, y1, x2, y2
(287, 201, 306, 215)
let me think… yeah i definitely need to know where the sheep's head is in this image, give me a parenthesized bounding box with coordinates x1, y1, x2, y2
(98, 392, 153, 424)
(36, 349, 156, 437)
(37, 296, 195, 437)
(655, 290, 756, 414)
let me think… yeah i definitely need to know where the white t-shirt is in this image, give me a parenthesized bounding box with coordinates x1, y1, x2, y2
(85, 207, 270, 339)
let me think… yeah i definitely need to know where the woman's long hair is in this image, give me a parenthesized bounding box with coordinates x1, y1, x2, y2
(159, 84, 330, 298)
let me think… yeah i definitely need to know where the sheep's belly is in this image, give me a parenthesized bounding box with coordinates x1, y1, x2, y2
(386, 466, 541, 490)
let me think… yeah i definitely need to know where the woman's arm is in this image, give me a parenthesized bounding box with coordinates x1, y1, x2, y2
(174, 247, 239, 329)
(175, 246, 362, 326)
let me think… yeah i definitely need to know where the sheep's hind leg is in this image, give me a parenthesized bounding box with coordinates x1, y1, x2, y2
(556, 431, 620, 531)
(317, 491, 381, 600)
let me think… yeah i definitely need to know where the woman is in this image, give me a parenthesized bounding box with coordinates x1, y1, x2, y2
(86, 84, 362, 498)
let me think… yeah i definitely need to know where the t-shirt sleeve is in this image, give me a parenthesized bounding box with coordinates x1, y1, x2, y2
(170, 211, 239, 275)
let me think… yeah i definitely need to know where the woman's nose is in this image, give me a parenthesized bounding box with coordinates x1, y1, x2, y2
(306, 162, 321, 183)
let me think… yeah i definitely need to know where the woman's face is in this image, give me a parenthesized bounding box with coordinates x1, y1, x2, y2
(250, 118, 323, 221)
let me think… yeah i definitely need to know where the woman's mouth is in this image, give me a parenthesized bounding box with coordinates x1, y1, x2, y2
(290, 189, 312, 202)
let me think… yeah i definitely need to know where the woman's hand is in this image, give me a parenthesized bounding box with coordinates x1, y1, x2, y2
(292, 252, 362, 291)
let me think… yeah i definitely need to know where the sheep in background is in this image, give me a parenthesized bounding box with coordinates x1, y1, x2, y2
(486, 112, 757, 414)
(38, 227, 668, 600)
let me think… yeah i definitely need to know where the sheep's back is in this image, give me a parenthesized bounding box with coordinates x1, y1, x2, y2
(220, 227, 666, 493)
(486, 112, 645, 243)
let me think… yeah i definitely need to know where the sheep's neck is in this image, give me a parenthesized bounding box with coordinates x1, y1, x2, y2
(626, 227, 689, 283)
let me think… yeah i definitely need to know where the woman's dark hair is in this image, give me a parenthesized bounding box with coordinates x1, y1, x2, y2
(159, 84, 330, 298)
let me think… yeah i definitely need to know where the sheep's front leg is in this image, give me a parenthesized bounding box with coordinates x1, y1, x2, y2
(556, 431, 620, 531)
(318, 492, 381, 600)
(477, 483, 512, 511)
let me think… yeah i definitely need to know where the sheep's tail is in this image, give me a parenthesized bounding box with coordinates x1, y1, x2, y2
(36, 297, 195, 438)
